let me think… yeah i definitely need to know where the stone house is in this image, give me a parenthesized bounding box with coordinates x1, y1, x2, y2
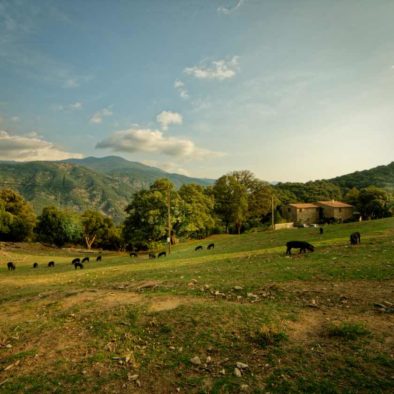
(282, 200, 354, 224)
(316, 200, 354, 222)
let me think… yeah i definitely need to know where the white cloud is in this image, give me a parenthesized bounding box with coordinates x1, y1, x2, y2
(89, 107, 113, 124)
(11, 116, 20, 122)
(64, 78, 79, 88)
(142, 160, 191, 176)
(69, 101, 83, 110)
(54, 102, 83, 112)
(0, 130, 83, 161)
(156, 111, 183, 130)
(218, 0, 245, 15)
(96, 128, 224, 159)
(184, 56, 239, 80)
(174, 79, 189, 99)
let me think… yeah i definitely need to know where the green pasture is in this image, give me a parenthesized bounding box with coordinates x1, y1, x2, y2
(0, 218, 393, 393)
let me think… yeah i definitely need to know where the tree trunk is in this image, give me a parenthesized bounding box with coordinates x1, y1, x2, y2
(85, 234, 96, 249)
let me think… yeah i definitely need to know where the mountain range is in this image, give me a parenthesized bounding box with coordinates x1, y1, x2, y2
(0, 156, 213, 222)
(0, 156, 392, 222)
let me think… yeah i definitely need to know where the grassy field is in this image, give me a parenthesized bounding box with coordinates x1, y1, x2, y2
(0, 218, 393, 393)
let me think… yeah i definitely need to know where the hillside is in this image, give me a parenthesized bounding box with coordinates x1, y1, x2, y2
(330, 161, 394, 191)
(0, 218, 393, 392)
(0, 157, 214, 222)
(64, 156, 214, 189)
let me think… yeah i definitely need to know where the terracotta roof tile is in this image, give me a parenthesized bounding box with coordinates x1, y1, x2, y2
(317, 201, 353, 208)
(289, 203, 319, 209)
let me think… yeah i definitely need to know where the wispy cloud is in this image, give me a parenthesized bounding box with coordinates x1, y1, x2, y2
(55, 102, 83, 112)
(174, 79, 189, 99)
(96, 128, 224, 159)
(64, 78, 79, 88)
(156, 111, 183, 131)
(89, 107, 113, 124)
(0, 130, 83, 161)
(217, 0, 245, 15)
(184, 56, 239, 81)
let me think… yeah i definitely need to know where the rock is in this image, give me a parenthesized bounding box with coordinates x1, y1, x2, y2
(220, 368, 226, 375)
(190, 356, 201, 366)
(236, 362, 249, 369)
(191, 279, 198, 284)
(240, 384, 249, 392)
(234, 286, 243, 291)
(206, 356, 212, 363)
(127, 374, 139, 381)
(247, 293, 258, 299)
(234, 367, 242, 377)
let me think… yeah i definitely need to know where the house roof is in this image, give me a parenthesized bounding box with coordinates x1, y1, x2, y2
(289, 203, 319, 209)
(317, 200, 353, 208)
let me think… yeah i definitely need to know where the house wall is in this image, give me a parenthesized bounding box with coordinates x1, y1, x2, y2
(292, 207, 319, 224)
(321, 206, 353, 222)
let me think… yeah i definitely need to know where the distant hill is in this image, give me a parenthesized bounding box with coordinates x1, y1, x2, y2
(329, 162, 394, 191)
(64, 156, 214, 189)
(0, 157, 214, 222)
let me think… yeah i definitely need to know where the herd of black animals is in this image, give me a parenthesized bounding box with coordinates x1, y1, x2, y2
(4, 230, 363, 270)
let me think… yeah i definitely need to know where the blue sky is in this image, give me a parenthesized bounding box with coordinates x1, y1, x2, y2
(0, 0, 393, 182)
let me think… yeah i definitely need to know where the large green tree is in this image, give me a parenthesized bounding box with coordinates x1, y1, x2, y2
(358, 186, 392, 219)
(81, 210, 117, 249)
(213, 174, 248, 233)
(177, 184, 215, 238)
(122, 179, 181, 248)
(0, 189, 36, 241)
(35, 206, 82, 247)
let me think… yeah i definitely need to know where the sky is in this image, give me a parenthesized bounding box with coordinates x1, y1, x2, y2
(0, 0, 393, 182)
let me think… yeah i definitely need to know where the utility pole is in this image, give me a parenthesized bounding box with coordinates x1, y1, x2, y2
(167, 189, 171, 255)
(271, 195, 275, 230)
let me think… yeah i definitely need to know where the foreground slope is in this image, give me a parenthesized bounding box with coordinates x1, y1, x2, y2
(0, 218, 393, 393)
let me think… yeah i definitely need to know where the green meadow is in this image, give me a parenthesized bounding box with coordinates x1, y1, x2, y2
(1, 218, 393, 393)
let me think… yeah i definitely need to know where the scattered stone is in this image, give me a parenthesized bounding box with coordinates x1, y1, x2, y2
(206, 356, 212, 364)
(240, 384, 249, 392)
(234, 367, 242, 377)
(234, 286, 243, 291)
(247, 293, 258, 299)
(236, 362, 249, 369)
(190, 356, 201, 366)
(127, 374, 139, 381)
(220, 368, 226, 375)
(5, 344, 12, 349)
(191, 279, 198, 284)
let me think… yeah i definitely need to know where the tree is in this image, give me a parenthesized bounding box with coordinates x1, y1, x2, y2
(81, 210, 109, 249)
(213, 174, 248, 234)
(0, 189, 36, 241)
(178, 184, 215, 238)
(122, 179, 181, 248)
(35, 206, 82, 247)
(358, 187, 392, 219)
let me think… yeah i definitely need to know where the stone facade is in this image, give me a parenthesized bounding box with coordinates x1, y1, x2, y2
(282, 201, 354, 224)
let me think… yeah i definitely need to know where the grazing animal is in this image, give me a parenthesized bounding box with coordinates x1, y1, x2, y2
(319, 227, 324, 235)
(130, 252, 138, 258)
(48, 261, 55, 267)
(33, 262, 38, 268)
(195, 245, 203, 251)
(72, 258, 80, 265)
(350, 232, 361, 245)
(81, 257, 89, 263)
(74, 261, 84, 269)
(286, 241, 315, 256)
(7, 262, 16, 271)
(149, 252, 156, 259)
(207, 243, 215, 250)
(158, 251, 166, 258)
(96, 255, 102, 262)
